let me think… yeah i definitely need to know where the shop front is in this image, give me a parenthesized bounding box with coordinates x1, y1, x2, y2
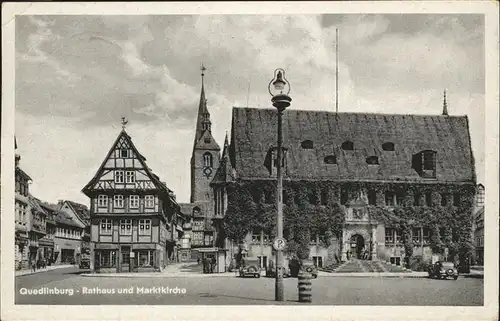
(54, 237, 81, 265)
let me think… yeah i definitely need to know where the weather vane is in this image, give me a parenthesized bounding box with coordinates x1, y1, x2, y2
(121, 117, 129, 130)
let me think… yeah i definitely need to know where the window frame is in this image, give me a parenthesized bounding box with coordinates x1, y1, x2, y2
(120, 219, 132, 235)
(385, 228, 394, 244)
(115, 170, 124, 183)
(203, 152, 213, 168)
(145, 195, 155, 208)
(125, 171, 136, 183)
(114, 195, 124, 208)
(139, 219, 151, 234)
(412, 228, 421, 243)
(100, 219, 113, 234)
(98, 195, 108, 208)
(129, 195, 140, 209)
(120, 149, 130, 158)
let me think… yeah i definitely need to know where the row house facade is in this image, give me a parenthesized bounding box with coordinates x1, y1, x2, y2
(14, 141, 32, 269)
(473, 183, 485, 265)
(82, 128, 185, 273)
(210, 104, 477, 270)
(15, 137, 91, 269)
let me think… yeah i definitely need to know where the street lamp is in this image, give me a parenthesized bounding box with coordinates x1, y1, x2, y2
(268, 68, 292, 302)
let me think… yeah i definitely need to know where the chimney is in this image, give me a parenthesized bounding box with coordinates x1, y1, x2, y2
(15, 154, 21, 168)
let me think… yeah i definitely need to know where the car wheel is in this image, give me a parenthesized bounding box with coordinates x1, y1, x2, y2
(454, 276, 458, 280)
(256, 274, 260, 278)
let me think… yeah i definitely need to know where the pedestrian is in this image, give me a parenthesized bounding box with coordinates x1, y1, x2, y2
(31, 258, 36, 273)
(211, 257, 216, 273)
(197, 257, 200, 265)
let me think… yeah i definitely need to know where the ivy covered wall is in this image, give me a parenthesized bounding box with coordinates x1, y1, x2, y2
(222, 179, 476, 268)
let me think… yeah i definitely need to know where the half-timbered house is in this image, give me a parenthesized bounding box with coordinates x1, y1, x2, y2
(82, 128, 183, 273)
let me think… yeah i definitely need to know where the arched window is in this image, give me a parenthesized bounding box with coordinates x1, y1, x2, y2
(203, 152, 213, 168)
(324, 155, 337, 164)
(382, 142, 395, 151)
(341, 141, 354, 150)
(301, 140, 314, 149)
(366, 156, 379, 165)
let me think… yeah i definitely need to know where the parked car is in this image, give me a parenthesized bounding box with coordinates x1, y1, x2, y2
(239, 259, 261, 278)
(265, 260, 290, 278)
(301, 260, 318, 278)
(428, 261, 459, 280)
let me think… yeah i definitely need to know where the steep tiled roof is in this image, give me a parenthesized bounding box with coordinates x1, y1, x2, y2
(55, 209, 82, 228)
(230, 107, 475, 183)
(63, 200, 90, 224)
(27, 195, 47, 216)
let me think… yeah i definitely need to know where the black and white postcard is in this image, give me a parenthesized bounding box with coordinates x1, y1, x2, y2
(1, 2, 498, 321)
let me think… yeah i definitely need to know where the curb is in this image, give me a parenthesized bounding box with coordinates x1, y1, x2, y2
(15, 265, 77, 277)
(80, 273, 238, 278)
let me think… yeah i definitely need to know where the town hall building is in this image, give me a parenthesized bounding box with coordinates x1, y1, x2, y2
(207, 92, 477, 271)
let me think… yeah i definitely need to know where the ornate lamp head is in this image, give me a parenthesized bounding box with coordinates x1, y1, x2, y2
(268, 68, 291, 97)
(268, 68, 292, 111)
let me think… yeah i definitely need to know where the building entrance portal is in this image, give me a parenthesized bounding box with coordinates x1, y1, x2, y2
(350, 234, 365, 259)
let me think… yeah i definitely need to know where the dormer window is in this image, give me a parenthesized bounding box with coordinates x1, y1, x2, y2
(341, 141, 354, 151)
(301, 140, 314, 149)
(382, 142, 395, 151)
(366, 156, 379, 165)
(324, 155, 337, 164)
(204, 137, 211, 144)
(412, 150, 437, 178)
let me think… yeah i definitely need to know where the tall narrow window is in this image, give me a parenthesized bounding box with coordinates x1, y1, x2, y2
(414, 193, 422, 206)
(425, 192, 432, 207)
(341, 141, 354, 150)
(98, 195, 108, 208)
(320, 189, 329, 205)
(340, 187, 349, 205)
(412, 228, 421, 243)
(203, 152, 213, 168)
(441, 193, 449, 206)
(385, 191, 396, 206)
(114, 195, 124, 208)
(129, 195, 139, 208)
(324, 155, 337, 164)
(125, 171, 135, 183)
(368, 190, 377, 205)
(115, 171, 124, 183)
(385, 228, 394, 243)
(453, 193, 461, 206)
(395, 230, 402, 243)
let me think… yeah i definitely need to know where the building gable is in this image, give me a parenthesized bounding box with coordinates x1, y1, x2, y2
(82, 130, 169, 195)
(59, 202, 86, 228)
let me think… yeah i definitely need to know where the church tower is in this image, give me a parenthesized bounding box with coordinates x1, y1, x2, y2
(190, 65, 221, 203)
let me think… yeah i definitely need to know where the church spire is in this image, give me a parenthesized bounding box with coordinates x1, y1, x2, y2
(442, 89, 448, 116)
(195, 64, 212, 140)
(221, 132, 229, 158)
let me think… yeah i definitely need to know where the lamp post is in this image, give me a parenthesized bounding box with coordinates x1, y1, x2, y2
(268, 68, 292, 302)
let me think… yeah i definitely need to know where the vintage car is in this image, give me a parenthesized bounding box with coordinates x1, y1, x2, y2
(239, 259, 261, 278)
(265, 260, 290, 278)
(428, 261, 459, 280)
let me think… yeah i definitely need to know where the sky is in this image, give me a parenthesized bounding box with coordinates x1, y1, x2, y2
(14, 14, 485, 206)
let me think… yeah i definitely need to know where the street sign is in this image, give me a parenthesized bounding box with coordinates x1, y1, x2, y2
(273, 237, 287, 251)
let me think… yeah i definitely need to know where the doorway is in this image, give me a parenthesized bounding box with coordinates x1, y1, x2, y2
(121, 246, 131, 272)
(350, 234, 365, 259)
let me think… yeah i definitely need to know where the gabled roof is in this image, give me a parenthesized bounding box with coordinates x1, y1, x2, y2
(27, 195, 47, 216)
(230, 107, 476, 183)
(61, 200, 90, 224)
(54, 208, 82, 228)
(15, 167, 32, 181)
(211, 133, 236, 185)
(82, 130, 177, 205)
